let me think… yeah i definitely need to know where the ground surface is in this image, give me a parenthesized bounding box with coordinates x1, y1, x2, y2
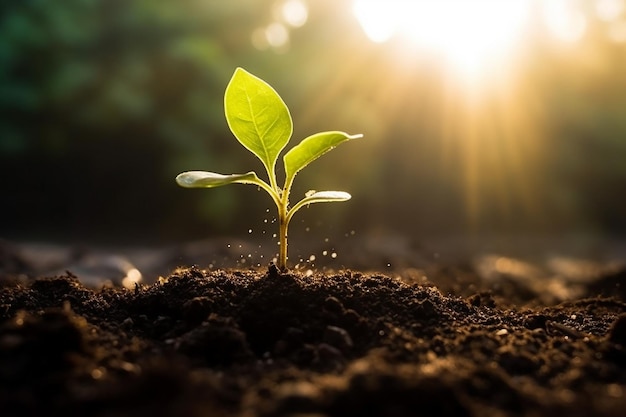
(1, 237, 626, 416)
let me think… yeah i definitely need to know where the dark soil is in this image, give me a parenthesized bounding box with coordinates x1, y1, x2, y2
(2, 245, 626, 416)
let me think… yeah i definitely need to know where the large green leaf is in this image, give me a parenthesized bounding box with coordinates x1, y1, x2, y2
(283, 131, 363, 183)
(224, 67, 293, 179)
(176, 171, 261, 188)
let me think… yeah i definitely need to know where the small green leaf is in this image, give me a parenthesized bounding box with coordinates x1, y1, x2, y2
(287, 190, 352, 221)
(283, 131, 362, 183)
(224, 67, 293, 181)
(299, 190, 351, 204)
(286, 191, 352, 223)
(176, 171, 261, 188)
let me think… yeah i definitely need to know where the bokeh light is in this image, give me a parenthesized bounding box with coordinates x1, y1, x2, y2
(279, 0, 309, 27)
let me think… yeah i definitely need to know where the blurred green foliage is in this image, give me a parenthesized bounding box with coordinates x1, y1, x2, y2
(1, 0, 626, 243)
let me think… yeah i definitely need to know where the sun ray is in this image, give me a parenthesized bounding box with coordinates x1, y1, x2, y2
(346, 0, 562, 231)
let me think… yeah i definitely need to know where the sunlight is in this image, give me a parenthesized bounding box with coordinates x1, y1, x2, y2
(541, 0, 587, 43)
(352, 0, 531, 78)
(352, 0, 397, 43)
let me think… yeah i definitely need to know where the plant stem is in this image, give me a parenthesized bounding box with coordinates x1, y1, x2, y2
(276, 182, 292, 272)
(278, 209, 288, 271)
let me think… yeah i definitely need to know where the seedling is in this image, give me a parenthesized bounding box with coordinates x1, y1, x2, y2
(176, 67, 362, 271)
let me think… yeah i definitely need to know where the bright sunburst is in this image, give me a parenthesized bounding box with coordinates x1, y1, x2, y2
(353, 0, 531, 78)
(348, 0, 547, 229)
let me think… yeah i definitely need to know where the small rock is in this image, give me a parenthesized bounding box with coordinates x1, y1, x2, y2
(267, 262, 281, 278)
(315, 343, 346, 370)
(323, 325, 353, 351)
(323, 296, 344, 315)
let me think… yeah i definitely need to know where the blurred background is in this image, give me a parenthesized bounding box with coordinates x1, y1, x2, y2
(1, 0, 626, 270)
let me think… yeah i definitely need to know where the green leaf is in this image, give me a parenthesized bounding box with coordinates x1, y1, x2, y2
(176, 171, 261, 188)
(224, 67, 293, 182)
(283, 131, 363, 183)
(299, 190, 351, 204)
(288, 190, 352, 221)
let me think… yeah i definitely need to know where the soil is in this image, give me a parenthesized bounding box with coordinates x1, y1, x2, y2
(1, 239, 626, 417)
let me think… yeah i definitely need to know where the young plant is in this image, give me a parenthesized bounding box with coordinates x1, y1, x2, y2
(176, 67, 362, 271)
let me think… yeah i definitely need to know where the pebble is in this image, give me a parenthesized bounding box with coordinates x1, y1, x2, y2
(323, 325, 353, 351)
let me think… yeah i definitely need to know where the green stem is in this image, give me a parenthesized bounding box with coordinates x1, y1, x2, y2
(278, 206, 288, 271)
(276, 178, 293, 272)
(247, 176, 287, 270)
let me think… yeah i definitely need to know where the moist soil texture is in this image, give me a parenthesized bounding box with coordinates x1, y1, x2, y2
(2, 255, 626, 416)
